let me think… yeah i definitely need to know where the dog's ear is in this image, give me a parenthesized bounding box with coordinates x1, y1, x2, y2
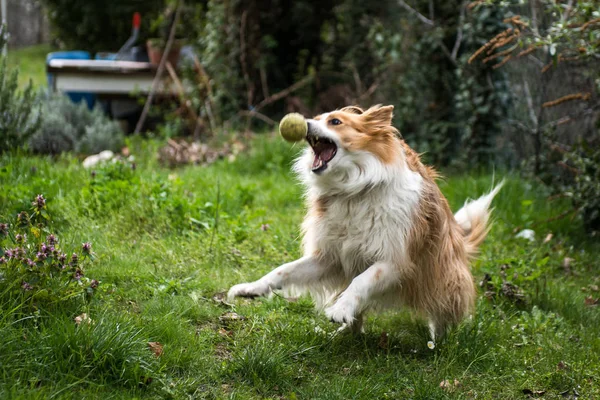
(364, 105, 394, 126)
(340, 105, 364, 115)
(363, 105, 400, 138)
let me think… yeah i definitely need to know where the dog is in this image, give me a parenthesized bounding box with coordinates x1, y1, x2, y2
(228, 105, 502, 340)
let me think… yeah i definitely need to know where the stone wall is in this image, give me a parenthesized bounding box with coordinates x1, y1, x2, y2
(2, 0, 50, 48)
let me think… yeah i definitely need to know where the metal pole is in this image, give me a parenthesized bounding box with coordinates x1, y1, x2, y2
(1, 0, 7, 56)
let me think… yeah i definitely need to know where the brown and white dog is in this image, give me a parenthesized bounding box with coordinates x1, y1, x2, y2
(228, 105, 502, 340)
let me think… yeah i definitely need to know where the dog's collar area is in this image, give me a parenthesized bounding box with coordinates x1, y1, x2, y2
(307, 133, 337, 174)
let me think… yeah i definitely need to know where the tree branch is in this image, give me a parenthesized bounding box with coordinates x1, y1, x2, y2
(134, 1, 183, 134)
(398, 0, 434, 26)
(451, 1, 468, 61)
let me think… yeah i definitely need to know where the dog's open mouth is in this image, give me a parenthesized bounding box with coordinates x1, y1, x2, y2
(307, 134, 337, 173)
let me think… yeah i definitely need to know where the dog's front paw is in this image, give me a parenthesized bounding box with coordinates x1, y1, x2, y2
(325, 298, 358, 326)
(227, 281, 271, 301)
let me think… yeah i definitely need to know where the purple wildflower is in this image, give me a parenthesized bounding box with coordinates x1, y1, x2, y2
(17, 212, 29, 225)
(58, 253, 67, 264)
(74, 268, 83, 280)
(0, 257, 6, 264)
(90, 279, 99, 289)
(5, 249, 14, 259)
(22, 282, 33, 291)
(40, 243, 48, 254)
(26, 258, 36, 267)
(71, 253, 79, 265)
(47, 234, 57, 245)
(33, 194, 46, 209)
(36, 251, 46, 261)
(82, 242, 92, 254)
(15, 247, 26, 259)
(0, 223, 7, 236)
(15, 234, 25, 243)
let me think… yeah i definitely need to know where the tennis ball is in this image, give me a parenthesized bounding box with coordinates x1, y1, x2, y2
(279, 113, 307, 142)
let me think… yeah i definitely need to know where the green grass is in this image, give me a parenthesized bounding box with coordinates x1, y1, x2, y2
(6, 44, 54, 89)
(1, 135, 599, 399)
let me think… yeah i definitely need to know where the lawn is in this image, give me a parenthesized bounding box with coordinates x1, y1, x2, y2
(0, 136, 599, 399)
(6, 44, 54, 89)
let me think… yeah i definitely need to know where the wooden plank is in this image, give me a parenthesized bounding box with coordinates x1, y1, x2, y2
(53, 72, 173, 94)
(47, 59, 155, 75)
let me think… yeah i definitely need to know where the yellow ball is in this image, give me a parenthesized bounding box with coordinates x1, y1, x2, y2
(279, 113, 307, 142)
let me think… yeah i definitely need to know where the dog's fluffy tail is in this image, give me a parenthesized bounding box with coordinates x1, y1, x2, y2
(454, 181, 504, 257)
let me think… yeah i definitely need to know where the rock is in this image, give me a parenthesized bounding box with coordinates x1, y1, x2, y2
(82, 150, 114, 168)
(515, 229, 536, 241)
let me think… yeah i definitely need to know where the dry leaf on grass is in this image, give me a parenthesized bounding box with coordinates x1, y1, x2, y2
(440, 379, 461, 390)
(74, 313, 92, 325)
(219, 312, 246, 322)
(522, 388, 546, 397)
(212, 292, 233, 307)
(584, 296, 598, 306)
(218, 328, 233, 337)
(147, 341, 163, 357)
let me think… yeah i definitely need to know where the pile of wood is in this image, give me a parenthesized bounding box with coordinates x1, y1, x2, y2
(158, 138, 245, 168)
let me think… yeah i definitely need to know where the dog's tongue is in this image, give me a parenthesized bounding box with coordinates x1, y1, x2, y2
(311, 141, 336, 171)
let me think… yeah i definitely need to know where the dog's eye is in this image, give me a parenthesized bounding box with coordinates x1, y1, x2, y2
(329, 118, 342, 126)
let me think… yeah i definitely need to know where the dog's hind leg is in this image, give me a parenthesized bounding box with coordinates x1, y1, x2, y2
(228, 256, 327, 301)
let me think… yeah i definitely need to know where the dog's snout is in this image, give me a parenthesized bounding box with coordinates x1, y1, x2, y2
(306, 120, 315, 134)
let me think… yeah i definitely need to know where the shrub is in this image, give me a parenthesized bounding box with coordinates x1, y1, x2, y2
(29, 94, 124, 155)
(469, 0, 600, 232)
(0, 25, 40, 152)
(42, 0, 164, 53)
(0, 194, 99, 311)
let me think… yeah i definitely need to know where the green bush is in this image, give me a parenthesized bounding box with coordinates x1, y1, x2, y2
(29, 94, 124, 155)
(42, 0, 164, 53)
(0, 25, 40, 152)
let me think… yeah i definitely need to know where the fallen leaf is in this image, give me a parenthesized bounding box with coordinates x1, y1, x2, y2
(543, 233, 553, 243)
(584, 296, 598, 306)
(221, 384, 232, 393)
(212, 292, 233, 307)
(74, 313, 92, 326)
(522, 388, 546, 397)
(219, 312, 245, 322)
(218, 328, 233, 337)
(440, 380, 451, 389)
(589, 284, 599, 292)
(453, 379, 461, 387)
(557, 361, 568, 370)
(147, 342, 163, 357)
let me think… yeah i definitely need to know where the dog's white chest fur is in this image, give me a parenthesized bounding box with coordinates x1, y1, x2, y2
(305, 170, 423, 278)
